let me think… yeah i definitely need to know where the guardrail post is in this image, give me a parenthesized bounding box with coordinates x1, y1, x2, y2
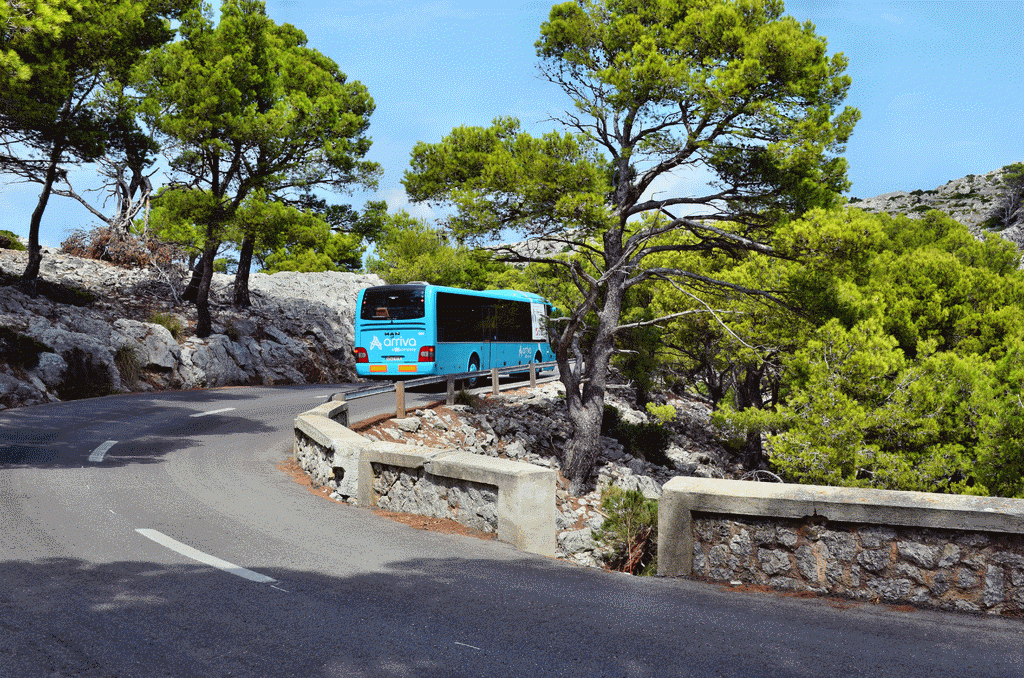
(395, 381, 406, 418)
(447, 375, 455, 405)
(529, 363, 536, 388)
(491, 368, 499, 395)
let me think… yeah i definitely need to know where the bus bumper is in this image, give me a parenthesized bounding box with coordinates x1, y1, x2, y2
(355, 364, 439, 378)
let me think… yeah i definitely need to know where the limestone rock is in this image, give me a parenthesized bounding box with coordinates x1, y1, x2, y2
(0, 247, 384, 408)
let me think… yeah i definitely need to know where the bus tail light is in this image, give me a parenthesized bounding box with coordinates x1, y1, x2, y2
(354, 347, 368, 363)
(418, 346, 435, 362)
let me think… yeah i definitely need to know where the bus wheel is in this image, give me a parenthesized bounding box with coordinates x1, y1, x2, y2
(465, 356, 480, 389)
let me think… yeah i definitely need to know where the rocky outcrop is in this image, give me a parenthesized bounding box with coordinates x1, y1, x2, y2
(851, 167, 1018, 237)
(0, 247, 383, 409)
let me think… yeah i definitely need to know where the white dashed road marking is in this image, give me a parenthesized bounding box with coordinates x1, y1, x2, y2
(135, 529, 276, 584)
(88, 441, 117, 463)
(189, 407, 237, 418)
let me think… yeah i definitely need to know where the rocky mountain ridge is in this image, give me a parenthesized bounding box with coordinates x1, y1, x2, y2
(851, 166, 1024, 248)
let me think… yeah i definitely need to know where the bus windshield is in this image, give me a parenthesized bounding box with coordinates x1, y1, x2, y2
(360, 286, 425, 321)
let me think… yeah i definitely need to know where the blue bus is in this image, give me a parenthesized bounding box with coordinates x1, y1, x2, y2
(353, 283, 556, 382)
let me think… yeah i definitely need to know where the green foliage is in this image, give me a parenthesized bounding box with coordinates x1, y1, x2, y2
(709, 208, 1024, 496)
(400, 0, 858, 492)
(0, 326, 48, 370)
(146, 187, 218, 260)
(0, 230, 25, 250)
(453, 388, 482, 409)
(1, 0, 73, 81)
(2, 0, 196, 279)
(594, 487, 658, 576)
(135, 0, 380, 328)
(602, 405, 672, 467)
(614, 287, 666, 408)
(253, 194, 369, 273)
(113, 344, 142, 387)
(223, 323, 242, 342)
(148, 312, 184, 340)
(57, 348, 117, 400)
(212, 258, 236, 274)
(365, 210, 517, 288)
(645, 403, 676, 425)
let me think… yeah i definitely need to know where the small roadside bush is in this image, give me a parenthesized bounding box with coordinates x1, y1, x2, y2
(57, 347, 117, 401)
(594, 487, 659, 576)
(148, 312, 184, 340)
(113, 344, 142, 387)
(453, 388, 481, 409)
(602, 405, 672, 467)
(0, 230, 25, 251)
(645, 402, 676, 425)
(0, 326, 48, 370)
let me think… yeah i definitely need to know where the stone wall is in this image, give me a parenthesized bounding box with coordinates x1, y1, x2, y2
(691, 514, 1024, 614)
(293, 400, 556, 556)
(658, 476, 1024, 615)
(371, 463, 498, 533)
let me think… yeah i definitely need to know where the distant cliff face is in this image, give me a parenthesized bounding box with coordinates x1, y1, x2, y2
(851, 166, 1024, 249)
(0, 248, 383, 410)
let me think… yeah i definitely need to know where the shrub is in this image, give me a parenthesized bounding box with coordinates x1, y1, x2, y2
(148, 312, 184, 340)
(57, 347, 117, 400)
(0, 229, 26, 251)
(594, 487, 659, 576)
(453, 388, 481, 409)
(602, 404, 673, 467)
(0, 326, 48, 370)
(645, 402, 676, 425)
(113, 344, 142, 387)
(61, 226, 184, 269)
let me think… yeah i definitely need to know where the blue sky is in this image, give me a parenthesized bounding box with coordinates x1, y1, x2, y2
(4, 0, 1022, 248)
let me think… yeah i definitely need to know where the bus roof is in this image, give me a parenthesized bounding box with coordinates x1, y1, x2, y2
(360, 283, 549, 305)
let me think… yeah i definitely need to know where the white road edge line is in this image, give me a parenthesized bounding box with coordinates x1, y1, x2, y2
(454, 642, 482, 651)
(135, 529, 276, 584)
(88, 440, 117, 463)
(189, 407, 237, 418)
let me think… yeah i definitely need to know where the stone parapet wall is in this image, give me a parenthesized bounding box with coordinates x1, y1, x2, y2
(691, 515, 1024, 614)
(372, 463, 499, 533)
(659, 476, 1024, 615)
(294, 399, 556, 556)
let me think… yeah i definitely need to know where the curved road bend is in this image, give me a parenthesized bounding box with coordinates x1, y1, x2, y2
(1, 385, 1022, 677)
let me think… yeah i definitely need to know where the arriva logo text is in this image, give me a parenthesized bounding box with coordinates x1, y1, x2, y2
(371, 335, 417, 349)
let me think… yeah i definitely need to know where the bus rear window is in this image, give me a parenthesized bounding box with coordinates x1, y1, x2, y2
(360, 287, 425, 320)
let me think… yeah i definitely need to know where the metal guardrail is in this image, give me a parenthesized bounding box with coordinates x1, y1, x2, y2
(328, 360, 563, 417)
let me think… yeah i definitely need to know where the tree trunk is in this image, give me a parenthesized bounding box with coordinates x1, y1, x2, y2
(194, 239, 217, 338)
(182, 252, 204, 303)
(20, 145, 62, 293)
(733, 363, 766, 470)
(559, 243, 627, 494)
(233, 235, 254, 307)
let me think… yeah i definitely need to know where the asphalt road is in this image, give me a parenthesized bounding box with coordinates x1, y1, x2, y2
(2, 384, 1022, 677)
